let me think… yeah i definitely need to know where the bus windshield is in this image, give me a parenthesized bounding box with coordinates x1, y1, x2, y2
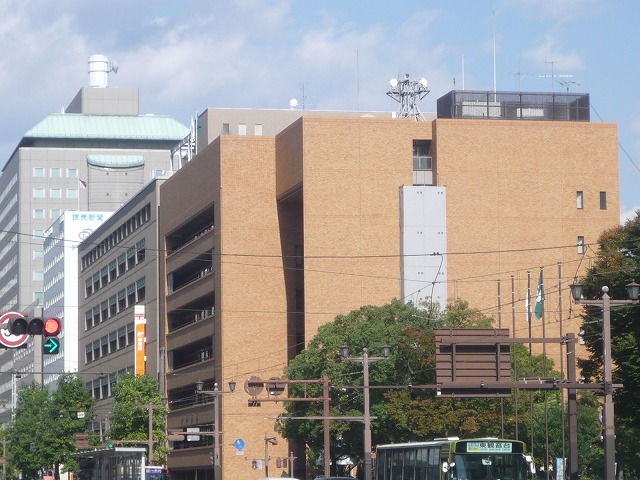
(145, 467, 172, 480)
(450, 453, 529, 480)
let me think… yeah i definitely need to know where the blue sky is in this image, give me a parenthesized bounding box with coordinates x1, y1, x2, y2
(1, 0, 638, 221)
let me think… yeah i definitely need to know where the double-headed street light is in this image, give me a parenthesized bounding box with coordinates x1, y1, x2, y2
(570, 280, 640, 480)
(133, 397, 167, 465)
(340, 345, 390, 480)
(196, 380, 236, 480)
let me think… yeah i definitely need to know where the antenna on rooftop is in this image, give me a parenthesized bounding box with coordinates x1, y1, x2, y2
(539, 60, 572, 91)
(557, 79, 581, 92)
(386, 73, 430, 121)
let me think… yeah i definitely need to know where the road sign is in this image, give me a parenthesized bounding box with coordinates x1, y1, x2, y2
(0, 312, 29, 348)
(43, 337, 60, 355)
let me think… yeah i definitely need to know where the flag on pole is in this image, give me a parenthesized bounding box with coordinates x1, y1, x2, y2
(535, 270, 544, 319)
(79, 179, 88, 189)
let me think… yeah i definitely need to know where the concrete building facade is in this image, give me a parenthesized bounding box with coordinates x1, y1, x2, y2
(0, 55, 187, 423)
(76, 179, 165, 421)
(158, 91, 619, 480)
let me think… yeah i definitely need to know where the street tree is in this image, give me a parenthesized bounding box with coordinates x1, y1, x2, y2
(49, 374, 96, 476)
(9, 382, 54, 479)
(576, 212, 640, 478)
(110, 374, 168, 465)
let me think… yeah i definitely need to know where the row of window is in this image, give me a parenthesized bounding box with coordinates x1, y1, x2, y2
(85, 322, 135, 364)
(576, 190, 607, 210)
(33, 167, 79, 178)
(81, 204, 151, 271)
(33, 188, 79, 199)
(86, 368, 132, 400)
(85, 277, 146, 330)
(84, 240, 146, 298)
(222, 122, 263, 136)
(33, 209, 64, 219)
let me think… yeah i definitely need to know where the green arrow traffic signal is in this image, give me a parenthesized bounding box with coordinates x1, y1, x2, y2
(43, 337, 60, 355)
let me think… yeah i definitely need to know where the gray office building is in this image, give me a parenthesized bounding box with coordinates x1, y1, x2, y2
(0, 55, 188, 423)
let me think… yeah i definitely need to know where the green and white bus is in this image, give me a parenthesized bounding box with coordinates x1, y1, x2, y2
(375, 438, 534, 480)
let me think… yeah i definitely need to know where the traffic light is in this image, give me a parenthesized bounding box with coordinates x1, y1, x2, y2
(8, 317, 61, 336)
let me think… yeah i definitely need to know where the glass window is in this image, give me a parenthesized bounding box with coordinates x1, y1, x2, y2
(136, 239, 146, 263)
(127, 283, 136, 306)
(576, 191, 584, 209)
(85, 344, 93, 363)
(118, 326, 126, 349)
(118, 289, 126, 311)
(101, 266, 108, 287)
(153, 169, 165, 178)
(85, 310, 93, 330)
(118, 254, 126, 275)
(50, 168, 62, 177)
(34, 167, 45, 177)
(34, 230, 44, 238)
(67, 168, 78, 178)
(33, 188, 45, 198)
(85, 278, 93, 298)
(67, 188, 78, 199)
(93, 306, 100, 326)
(93, 340, 100, 360)
(127, 247, 136, 269)
(101, 300, 108, 322)
(93, 272, 100, 292)
(33, 250, 44, 260)
(33, 271, 43, 281)
(101, 336, 109, 356)
(600, 191, 607, 210)
(222, 123, 230, 134)
(50, 209, 62, 219)
(109, 332, 117, 352)
(33, 209, 45, 219)
(50, 188, 62, 198)
(109, 295, 117, 316)
(109, 260, 117, 281)
(136, 277, 146, 302)
(127, 323, 135, 345)
(255, 124, 263, 136)
(578, 236, 585, 254)
(238, 123, 247, 135)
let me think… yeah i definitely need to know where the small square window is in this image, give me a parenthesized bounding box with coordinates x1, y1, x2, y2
(50, 188, 62, 198)
(67, 188, 78, 199)
(33, 188, 45, 198)
(67, 168, 78, 178)
(34, 230, 44, 238)
(50, 168, 62, 177)
(33, 209, 45, 219)
(50, 209, 62, 219)
(34, 167, 45, 177)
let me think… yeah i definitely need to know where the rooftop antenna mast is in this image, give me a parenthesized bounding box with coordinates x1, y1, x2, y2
(540, 60, 572, 91)
(386, 73, 430, 121)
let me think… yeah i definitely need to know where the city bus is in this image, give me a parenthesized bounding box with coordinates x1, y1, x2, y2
(375, 438, 535, 480)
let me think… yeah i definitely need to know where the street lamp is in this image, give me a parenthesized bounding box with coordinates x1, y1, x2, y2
(340, 345, 391, 480)
(133, 397, 167, 465)
(569, 280, 639, 480)
(196, 380, 236, 480)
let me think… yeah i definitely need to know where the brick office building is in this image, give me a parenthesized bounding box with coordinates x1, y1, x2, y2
(159, 91, 618, 480)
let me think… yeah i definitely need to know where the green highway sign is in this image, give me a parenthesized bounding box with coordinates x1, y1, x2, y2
(43, 337, 60, 355)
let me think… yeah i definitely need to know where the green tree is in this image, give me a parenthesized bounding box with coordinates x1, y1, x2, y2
(9, 382, 53, 479)
(576, 212, 640, 478)
(276, 299, 498, 475)
(49, 374, 96, 476)
(110, 374, 168, 465)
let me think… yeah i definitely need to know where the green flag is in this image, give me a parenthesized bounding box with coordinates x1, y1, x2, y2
(535, 270, 544, 319)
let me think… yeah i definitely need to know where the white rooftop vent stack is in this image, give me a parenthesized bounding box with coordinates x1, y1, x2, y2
(88, 54, 119, 88)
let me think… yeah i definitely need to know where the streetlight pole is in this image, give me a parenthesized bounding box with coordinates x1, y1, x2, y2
(134, 398, 167, 465)
(196, 380, 236, 480)
(570, 281, 639, 480)
(341, 345, 390, 480)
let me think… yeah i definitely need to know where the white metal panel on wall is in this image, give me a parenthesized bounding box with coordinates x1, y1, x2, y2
(400, 186, 447, 309)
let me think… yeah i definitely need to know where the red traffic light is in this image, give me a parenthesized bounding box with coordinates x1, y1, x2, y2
(43, 318, 61, 336)
(7, 317, 61, 336)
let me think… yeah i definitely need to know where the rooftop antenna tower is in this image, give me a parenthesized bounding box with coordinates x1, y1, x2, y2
(539, 60, 572, 91)
(88, 54, 119, 88)
(386, 73, 430, 121)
